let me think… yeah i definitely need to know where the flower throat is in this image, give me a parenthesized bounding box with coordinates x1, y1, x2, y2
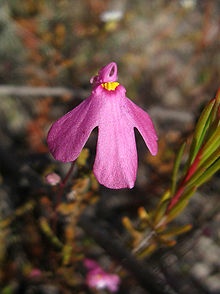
(101, 82, 119, 91)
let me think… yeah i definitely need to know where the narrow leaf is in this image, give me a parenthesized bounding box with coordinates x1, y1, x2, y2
(138, 207, 152, 226)
(188, 99, 215, 166)
(39, 217, 63, 249)
(187, 149, 220, 186)
(160, 224, 192, 239)
(170, 142, 186, 195)
(158, 190, 171, 203)
(187, 158, 220, 188)
(211, 89, 220, 122)
(152, 199, 169, 226)
(158, 236, 176, 247)
(136, 242, 158, 258)
(199, 126, 220, 165)
(166, 187, 196, 223)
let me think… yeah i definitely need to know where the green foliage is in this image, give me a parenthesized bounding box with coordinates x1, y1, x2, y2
(124, 90, 220, 258)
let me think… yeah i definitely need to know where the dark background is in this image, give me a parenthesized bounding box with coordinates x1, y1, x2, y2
(0, 1, 220, 293)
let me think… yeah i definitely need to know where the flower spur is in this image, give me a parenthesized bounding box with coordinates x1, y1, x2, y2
(47, 62, 158, 189)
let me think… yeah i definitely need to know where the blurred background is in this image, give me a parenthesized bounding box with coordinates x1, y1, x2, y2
(0, 1, 220, 293)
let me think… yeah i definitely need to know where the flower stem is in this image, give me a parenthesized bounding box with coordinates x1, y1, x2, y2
(52, 161, 76, 231)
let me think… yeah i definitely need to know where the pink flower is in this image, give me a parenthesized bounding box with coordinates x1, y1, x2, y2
(84, 259, 120, 293)
(45, 172, 61, 186)
(47, 62, 158, 189)
(28, 268, 42, 279)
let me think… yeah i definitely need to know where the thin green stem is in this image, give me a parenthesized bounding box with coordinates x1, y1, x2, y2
(55, 161, 76, 207)
(52, 161, 76, 231)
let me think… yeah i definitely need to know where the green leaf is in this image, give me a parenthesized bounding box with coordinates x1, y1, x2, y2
(187, 158, 220, 188)
(170, 142, 186, 196)
(160, 224, 192, 238)
(199, 126, 220, 165)
(39, 217, 63, 249)
(166, 187, 196, 223)
(158, 190, 171, 203)
(152, 199, 169, 226)
(188, 99, 215, 166)
(151, 190, 171, 226)
(166, 199, 189, 223)
(136, 242, 158, 258)
(2, 285, 14, 294)
(187, 148, 220, 187)
(62, 244, 73, 266)
(211, 89, 220, 123)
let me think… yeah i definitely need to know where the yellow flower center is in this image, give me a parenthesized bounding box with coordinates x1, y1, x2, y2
(101, 82, 119, 91)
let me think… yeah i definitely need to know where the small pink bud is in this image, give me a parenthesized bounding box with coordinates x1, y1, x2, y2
(84, 259, 120, 293)
(28, 268, 42, 278)
(45, 172, 61, 186)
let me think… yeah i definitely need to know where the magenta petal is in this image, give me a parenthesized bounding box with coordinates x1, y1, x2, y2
(126, 99, 158, 156)
(90, 62, 118, 86)
(93, 94, 137, 189)
(47, 62, 158, 190)
(47, 97, 98, 162)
